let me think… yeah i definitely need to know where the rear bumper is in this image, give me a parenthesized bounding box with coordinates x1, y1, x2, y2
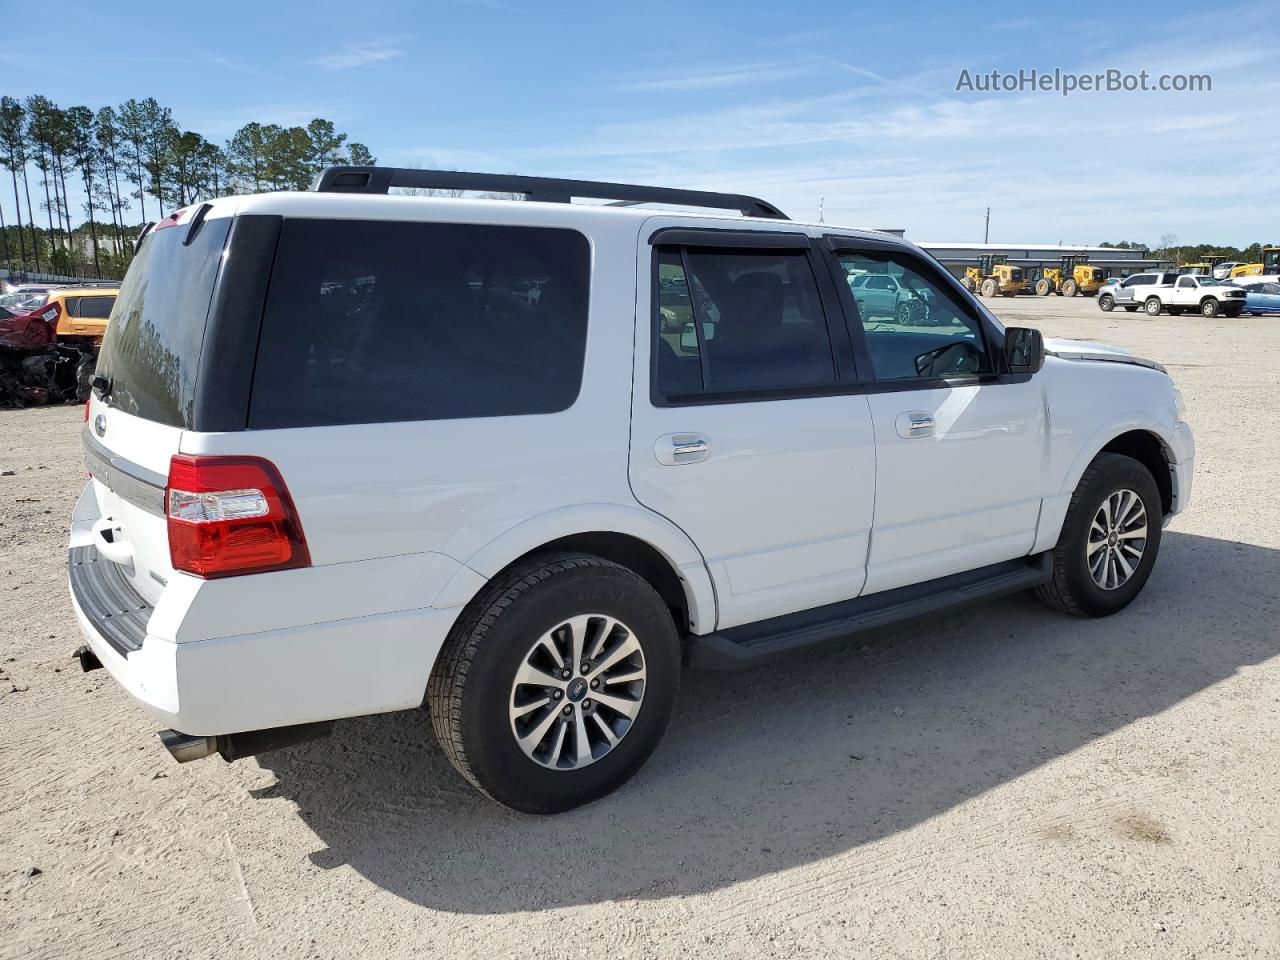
(67, 485, 466, 737)
(69, 585, 461, 735)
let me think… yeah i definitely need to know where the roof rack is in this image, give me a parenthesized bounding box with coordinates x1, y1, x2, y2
(311, 166, 789, 220)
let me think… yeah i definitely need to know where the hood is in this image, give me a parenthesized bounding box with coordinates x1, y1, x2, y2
(1043, 337, 1166, 374)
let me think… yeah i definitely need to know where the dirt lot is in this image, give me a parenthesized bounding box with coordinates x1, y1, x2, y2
(2, 294, 1278, 959)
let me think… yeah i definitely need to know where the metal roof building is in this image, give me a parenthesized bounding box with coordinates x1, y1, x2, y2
(916, 241, 1173, 279)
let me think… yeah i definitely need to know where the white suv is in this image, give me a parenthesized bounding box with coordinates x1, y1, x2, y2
(69, 168, 1194, 813)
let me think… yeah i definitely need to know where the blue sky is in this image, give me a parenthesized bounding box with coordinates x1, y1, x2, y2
(4, 0, 1278, 245)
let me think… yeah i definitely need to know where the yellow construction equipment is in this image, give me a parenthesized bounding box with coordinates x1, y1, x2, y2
(1034, 255, 1107, 297)
(961, 254, 1027, 297)
(1229, 246, 1280, 278)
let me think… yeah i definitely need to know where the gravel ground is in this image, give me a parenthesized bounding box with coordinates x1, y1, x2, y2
(2, 294, 1278, 959)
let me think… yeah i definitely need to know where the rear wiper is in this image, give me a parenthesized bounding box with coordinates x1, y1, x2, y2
(91, 375, 113, 400)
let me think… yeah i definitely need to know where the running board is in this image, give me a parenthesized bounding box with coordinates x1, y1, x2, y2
(689, 553, 1052, 670)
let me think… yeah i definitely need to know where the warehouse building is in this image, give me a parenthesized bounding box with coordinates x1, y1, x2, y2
(915, 241, 1173, 280)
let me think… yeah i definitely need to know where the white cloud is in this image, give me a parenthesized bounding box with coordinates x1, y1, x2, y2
(539, 5, 1280, 244)
(611, 58, 821, 93)
(307, 41, 404, 70)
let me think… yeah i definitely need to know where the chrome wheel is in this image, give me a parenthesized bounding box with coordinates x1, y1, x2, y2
(1087, 488, 1148, 590)
(508, 614, 646, 770)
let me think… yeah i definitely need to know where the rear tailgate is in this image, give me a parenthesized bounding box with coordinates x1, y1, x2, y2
(82, 404, 181, 606)
(83, 207, 237, 606)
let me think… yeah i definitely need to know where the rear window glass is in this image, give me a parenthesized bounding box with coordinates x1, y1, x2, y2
(95, 219, 231, 427)
(79, 295, 115, 319)
(248, 220, 590, 429)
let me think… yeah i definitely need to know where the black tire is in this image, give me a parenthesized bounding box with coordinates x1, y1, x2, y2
(1062, 278, 1078, 297)
(1200, 298, 1219, 318)
(75, 353, 96, 403)
(961, 275, 975, 292)
(1098, 294, 1115, 312)
(1034, 453, 1163, 618)
(980, 278, 997, 298)
(1035, 278, 1051, 297)
(1123, 305, 1139, 312)
(427, 552, 681, 814)
(1144, 297, 1163, 316)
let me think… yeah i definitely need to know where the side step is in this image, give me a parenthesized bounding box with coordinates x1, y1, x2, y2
(689, 553, 1052, 670)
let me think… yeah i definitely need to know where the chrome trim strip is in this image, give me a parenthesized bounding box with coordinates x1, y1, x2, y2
(81, 428, 166, 515)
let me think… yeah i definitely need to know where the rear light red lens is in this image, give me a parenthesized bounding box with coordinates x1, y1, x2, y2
(83, 398, 90, 422)
(165, 455, 310, 578)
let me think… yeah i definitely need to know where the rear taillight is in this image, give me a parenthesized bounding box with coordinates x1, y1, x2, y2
(83, 398, 90, 422)
(165, 455, 310, 578)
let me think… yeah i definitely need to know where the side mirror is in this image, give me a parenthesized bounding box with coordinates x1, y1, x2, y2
(1003, 326, 1044, 375)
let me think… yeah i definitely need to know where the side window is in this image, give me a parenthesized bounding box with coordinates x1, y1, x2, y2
(63, 296, 81, 317)
(78, 296, 115, 318)
(1176, 277, 1194, 289)
(653, 246, 835, 398)
(837, 250, 990, 380)
(249, 221, 590, 428)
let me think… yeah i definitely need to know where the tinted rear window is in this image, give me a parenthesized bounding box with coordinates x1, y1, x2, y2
(79, 295, 115, 319)
(95, 219, 231, 427)
(248, 220, 590, 429)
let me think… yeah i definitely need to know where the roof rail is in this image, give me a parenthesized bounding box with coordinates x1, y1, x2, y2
(311, 166, 789, 220)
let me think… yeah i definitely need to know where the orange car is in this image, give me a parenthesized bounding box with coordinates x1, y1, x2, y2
(39, 286, 119, 345)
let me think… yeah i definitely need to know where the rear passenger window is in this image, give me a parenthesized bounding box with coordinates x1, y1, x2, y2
(653, 246, 835, 400)
(249, 220, 590, 428)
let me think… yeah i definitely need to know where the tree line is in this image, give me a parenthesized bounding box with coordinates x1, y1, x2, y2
(0, 95, 375, 281)
(1102, 237, 1275, 264)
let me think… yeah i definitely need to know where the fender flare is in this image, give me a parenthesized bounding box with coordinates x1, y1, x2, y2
(432, 503, 718, 633)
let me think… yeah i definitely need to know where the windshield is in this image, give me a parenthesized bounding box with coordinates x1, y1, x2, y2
(94, 217, 232, 427)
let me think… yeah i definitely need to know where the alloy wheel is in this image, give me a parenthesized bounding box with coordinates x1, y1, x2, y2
(1086, 488, 1148, 590)
(508, 614, 646, 770)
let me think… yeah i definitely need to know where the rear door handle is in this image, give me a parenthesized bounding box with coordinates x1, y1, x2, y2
(654, 433, 710, 465)
(895, 412, 935, 439)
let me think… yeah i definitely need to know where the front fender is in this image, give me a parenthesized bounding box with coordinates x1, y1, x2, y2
(1031, 411, 1185, 555)
(432, 502, 718, 634)
(1060, 413, 1181, 499)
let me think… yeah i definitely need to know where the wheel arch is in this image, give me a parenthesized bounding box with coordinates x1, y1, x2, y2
(435, 504, 717, 635)
(1063, 424, 1178, 516)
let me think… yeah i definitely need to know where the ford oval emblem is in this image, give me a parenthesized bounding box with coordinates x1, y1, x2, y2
(94, 414, 106, 438)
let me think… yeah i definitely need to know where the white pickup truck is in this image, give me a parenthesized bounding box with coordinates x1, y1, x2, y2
(1099, 272, 1247, 318)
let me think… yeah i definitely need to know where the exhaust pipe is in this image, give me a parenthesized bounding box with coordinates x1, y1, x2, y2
(158, 720, 333, 764)
(158, 729, 219, 763)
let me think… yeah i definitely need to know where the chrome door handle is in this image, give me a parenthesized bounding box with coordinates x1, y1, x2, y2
(655, 433, 710, 465)
(895, 411, 935, 439)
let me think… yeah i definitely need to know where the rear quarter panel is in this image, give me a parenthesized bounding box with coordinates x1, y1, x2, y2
(178, 203, 648, 582)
